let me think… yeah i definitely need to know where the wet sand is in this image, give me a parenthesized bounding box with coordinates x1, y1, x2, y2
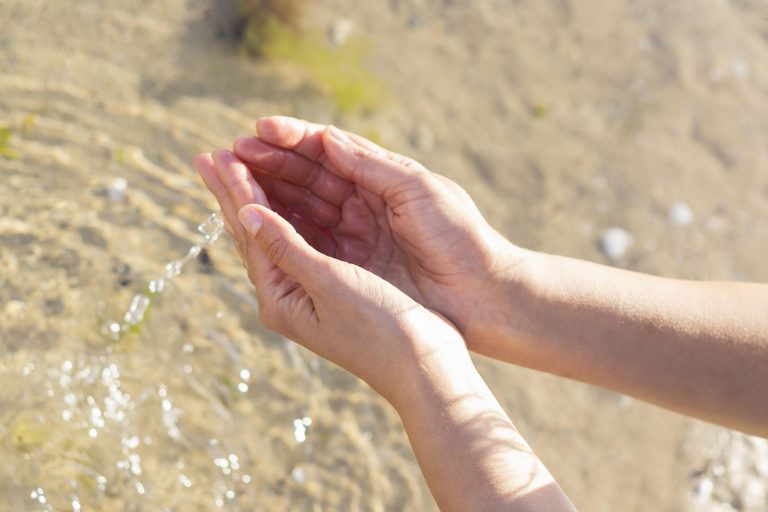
(1, 0, 766, 510)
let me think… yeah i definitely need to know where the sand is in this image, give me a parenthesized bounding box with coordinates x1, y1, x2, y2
(0, 0, 766, 510)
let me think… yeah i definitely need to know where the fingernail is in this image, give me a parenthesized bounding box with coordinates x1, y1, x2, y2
(238, 206, 263, 235)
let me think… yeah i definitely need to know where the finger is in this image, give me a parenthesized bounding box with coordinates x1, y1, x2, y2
(237, 204, 330, 290)
(255, 115, 327, 161)
(193, 153, 247, 250)
(321, 125, 427, 197)
(233, 135, 353, 206)
(212, 149, 269, 209)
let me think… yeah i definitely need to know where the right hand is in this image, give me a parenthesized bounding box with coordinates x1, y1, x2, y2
(193, 150, 471, 407)
(232, 117, 524, 338)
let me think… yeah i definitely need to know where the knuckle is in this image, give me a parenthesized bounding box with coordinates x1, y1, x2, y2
(398, 155, 426, 171)
(410, 169, 438, 192)
(264, 237, 289, 265)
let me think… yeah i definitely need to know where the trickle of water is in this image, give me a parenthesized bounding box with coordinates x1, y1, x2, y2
(165, 261, 183, 279)
(148, 278, 165, 294)
(124, 294, 150, 327)
(199, 213, 225, 242)
(102, 211, 224, 341)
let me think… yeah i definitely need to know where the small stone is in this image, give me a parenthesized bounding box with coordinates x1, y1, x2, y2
(327, 19, 354, 47)
(599, 227, 634, 261)
(4, 300, 26, 318)
(106, 177, 127, 202)
(291, 466, 306, 484)
(43, 298, 64, 315)
(78, 226, 108, 249)
(731, 58, 750, 79)
(668, 201, 694, 226)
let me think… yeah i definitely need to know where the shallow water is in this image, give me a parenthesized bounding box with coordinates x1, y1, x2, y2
(0, 75, 431, 510)
(2, 0, 767, 510)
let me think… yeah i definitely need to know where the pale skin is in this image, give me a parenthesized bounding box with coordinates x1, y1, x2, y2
(194, 116, 768, 510)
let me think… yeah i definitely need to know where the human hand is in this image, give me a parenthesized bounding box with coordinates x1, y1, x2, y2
(192, 150, 469, 406)
(231, 117, 524, 342)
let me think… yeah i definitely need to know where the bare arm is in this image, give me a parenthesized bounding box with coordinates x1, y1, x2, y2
(468, 248, 768, 437)
(393, 348, 576, 512)
(194, 149, 577, 511)
(232, 115, 768, 437)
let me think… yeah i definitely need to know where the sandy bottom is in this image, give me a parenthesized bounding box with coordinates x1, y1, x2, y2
(0, 0, 766, 510)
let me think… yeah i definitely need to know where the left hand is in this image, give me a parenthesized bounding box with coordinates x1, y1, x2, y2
(192, 150, 469, 406)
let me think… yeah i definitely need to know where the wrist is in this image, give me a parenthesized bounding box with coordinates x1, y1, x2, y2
(461, 237, 542, 353)
(385, 340, 485, 415)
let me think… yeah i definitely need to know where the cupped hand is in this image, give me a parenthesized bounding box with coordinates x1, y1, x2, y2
(192, 150, 468, 405)
(231, 116, 521, 337)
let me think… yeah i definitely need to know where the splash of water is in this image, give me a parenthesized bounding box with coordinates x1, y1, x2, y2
(101, 211, 224, 341)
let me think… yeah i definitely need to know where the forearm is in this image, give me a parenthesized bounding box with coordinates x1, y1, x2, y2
(469, 249, 768, 435)
(392, 348, 575, 511)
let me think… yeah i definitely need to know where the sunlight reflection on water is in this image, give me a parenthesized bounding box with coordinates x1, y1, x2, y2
(0, 75, 428, 510)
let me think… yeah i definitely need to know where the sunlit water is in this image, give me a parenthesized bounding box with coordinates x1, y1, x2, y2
(0, 76, 430, 510)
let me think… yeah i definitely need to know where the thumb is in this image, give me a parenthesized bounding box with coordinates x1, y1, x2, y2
(322, 125, 426, 196)
(237, 204, 325, 286)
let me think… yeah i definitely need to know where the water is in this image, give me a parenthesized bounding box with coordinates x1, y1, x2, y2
(0, 76, 429, 510)
(102, 211, 225, 341)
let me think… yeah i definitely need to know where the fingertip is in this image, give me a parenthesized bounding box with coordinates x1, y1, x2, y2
(212, 148, 235, 166)
(256, 116, 304, 147)
(192, 152, 214, 171)
(255, 116, 275, 137)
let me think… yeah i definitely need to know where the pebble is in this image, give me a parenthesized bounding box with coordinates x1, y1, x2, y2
(291, 466, 306, 484)
(106, 177, 127, 202)
(327, 19, 354, 47)
(599, 227, 634, 261)
(668, 200, 694, 226)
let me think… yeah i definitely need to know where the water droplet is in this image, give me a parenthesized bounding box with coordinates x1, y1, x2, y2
(123, 293, 150, 326)
(186, 245, 202, 259)
(148, 278, 165, 294)
(199, 211, 224, 244)
(179, 474, 192, 488)
(293, 418, 309, 443)
(128, 453, 143, 476)
(165, 260, 183, 279)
